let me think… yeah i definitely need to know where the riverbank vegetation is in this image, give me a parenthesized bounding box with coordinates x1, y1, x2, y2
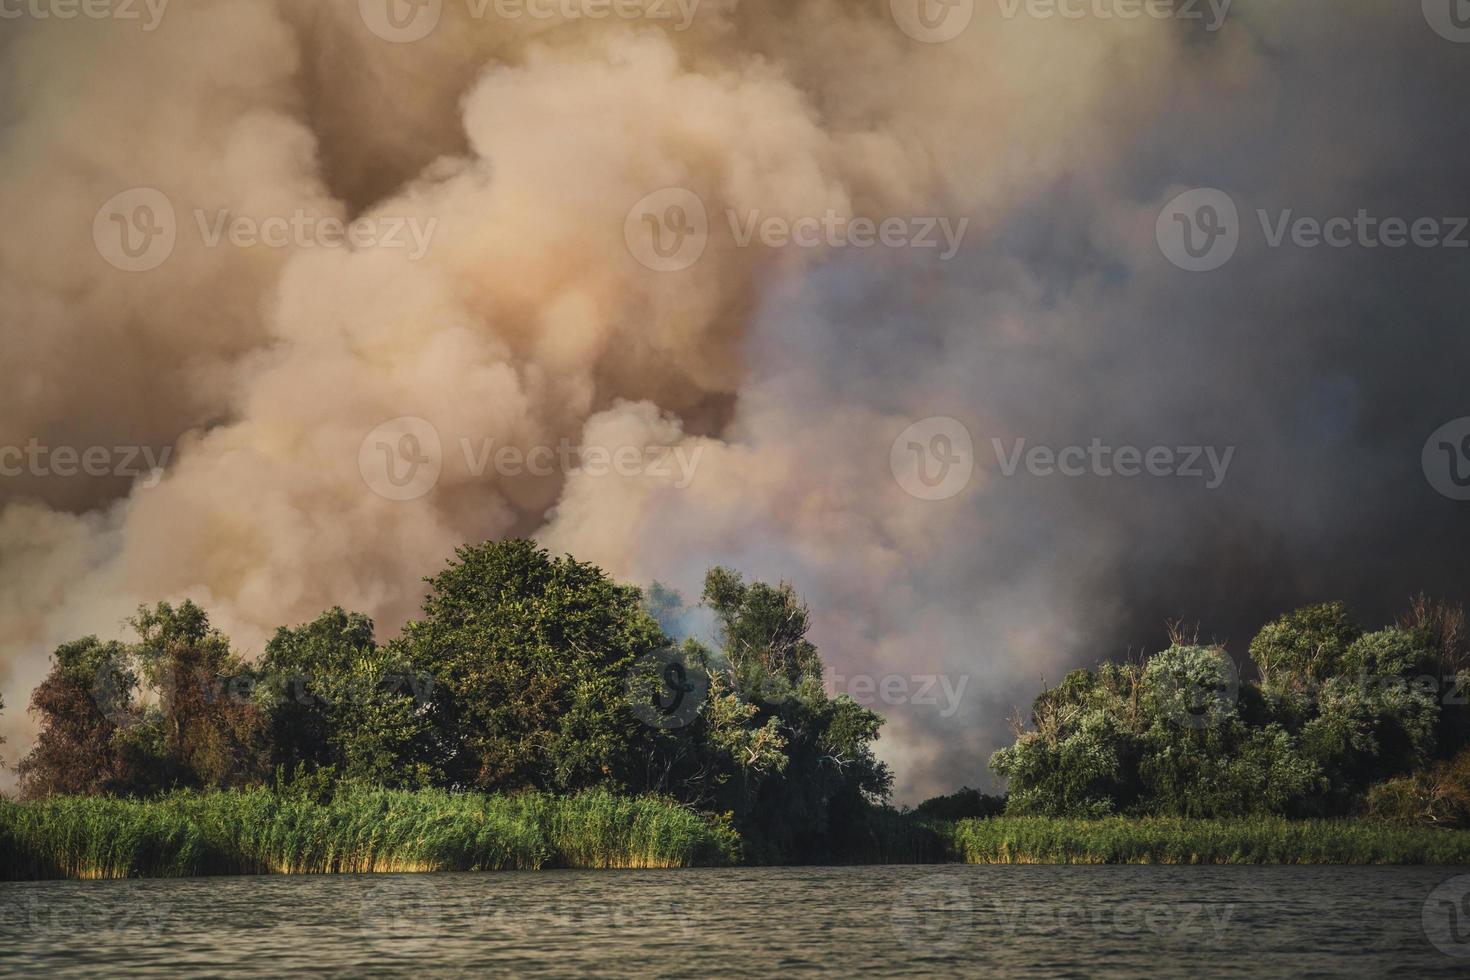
(5, 539, 892, 867)
(3, 537, 1469, 877)
(990, 599, 1470, 824)
(0, 787, 740, 880)
(9, 792, 1470, 878)
(948, 816, 1470, 865)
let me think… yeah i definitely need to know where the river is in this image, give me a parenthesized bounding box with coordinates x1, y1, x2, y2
(3, 865, 1469, 976)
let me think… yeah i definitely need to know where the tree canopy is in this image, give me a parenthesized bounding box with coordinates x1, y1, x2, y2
(990, 599, 1470, 821)
(9, 539, 895, 861)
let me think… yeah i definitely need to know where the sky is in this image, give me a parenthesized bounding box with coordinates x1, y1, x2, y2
(1, 0, 1468, 801)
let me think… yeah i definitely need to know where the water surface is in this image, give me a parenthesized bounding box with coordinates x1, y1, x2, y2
(3, 866, 1469, 976)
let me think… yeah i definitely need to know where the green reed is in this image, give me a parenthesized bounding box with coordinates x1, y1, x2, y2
(0, 788, 741, 880)
(948, 816, 1470, 865)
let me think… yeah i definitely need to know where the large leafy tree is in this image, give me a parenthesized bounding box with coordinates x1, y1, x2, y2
(1298, 628, 1440, 809)
(401, 539, 669, 792)
(993, 644, 1325, 818)
(990, 667, 1140, 818)
(630, 636, 790, 811)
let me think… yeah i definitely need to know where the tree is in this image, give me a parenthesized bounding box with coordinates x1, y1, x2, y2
(990, 698, 1136, 818)
(703, 568, 820, 696)
(1137, 718, 1321, 818)
(1141, 644, 1240, 731)
(1249, 601, 1361, 691)
(131, 601, 269, 790)
(991, 601, 1470, 819)
(914, 788, 1006, 821)
(1398, 596, 1470, 761)
(992, 645, 1327, 818)
(259, 608, 435, 787)
(700, 568, 892, 860)
(17, 638, 141, 798)
(20, 603, 271, 798)
(401, 539, 669, 792)
(632, 638, 790, 811)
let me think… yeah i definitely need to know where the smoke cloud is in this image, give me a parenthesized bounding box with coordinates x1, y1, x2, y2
(2, 1, 1467, 800)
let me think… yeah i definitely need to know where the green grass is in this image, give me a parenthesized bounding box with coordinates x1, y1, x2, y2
(948, 816, 1470, 864)
(10, 795, 1470, 878)
(0, 788, 741, 880)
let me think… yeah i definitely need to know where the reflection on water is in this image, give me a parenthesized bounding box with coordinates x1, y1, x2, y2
(2, 866, 1469, 976)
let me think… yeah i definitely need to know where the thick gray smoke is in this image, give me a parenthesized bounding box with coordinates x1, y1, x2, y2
(2, 1, 1467, 801)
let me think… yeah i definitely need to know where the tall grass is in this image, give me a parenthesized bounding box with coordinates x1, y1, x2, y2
(0, 788, 741, 880)
(11, 797, 1470, 878)
(949, 816, 1470, 865)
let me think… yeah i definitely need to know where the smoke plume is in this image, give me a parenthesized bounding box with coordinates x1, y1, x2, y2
(2, 1, 1467, 800)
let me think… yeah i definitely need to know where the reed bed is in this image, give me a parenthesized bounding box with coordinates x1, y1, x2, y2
(0, 788, 740, 880)
(949, 816, 1470, 865)
(11, 795, 1469, 878)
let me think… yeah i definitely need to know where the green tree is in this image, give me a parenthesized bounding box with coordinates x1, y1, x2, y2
(914, 788, 1006, 821)
(1249, 601, 1361, 691)
(1300, 681, 1434, 808)
(131, 601, 268, 790)
(259, 608, 435, 787)
(700, 568, 892, 859)
(993, 645, 1324, 818)
(1137, 718, 1321, 818)
(1141, 644, 1239, 732)
(402, 539, 668, 792)
(990, 699, 1136, 818)
(703, 568, 820, 696)
(634, 637, 790, 810)
(992, 602, 1470, 819)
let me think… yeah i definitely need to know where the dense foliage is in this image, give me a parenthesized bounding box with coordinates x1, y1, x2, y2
(990, 600, 1470, 822)
(8, 538, 1469, 866)
(913, 787, 1006, 822)
(8, 539, 892, 863)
